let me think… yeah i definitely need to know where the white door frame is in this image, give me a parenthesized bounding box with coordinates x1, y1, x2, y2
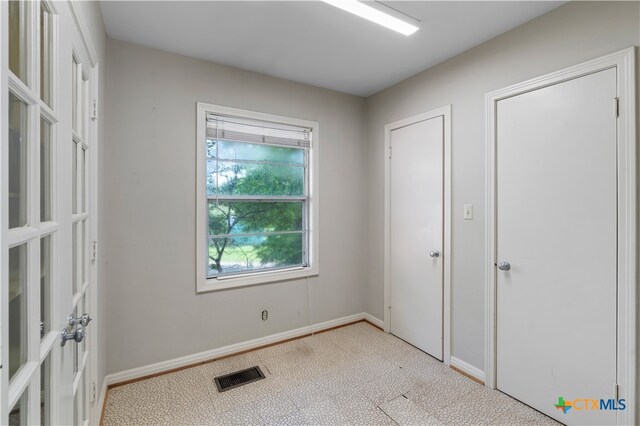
(485, 47, 636, 425)
(384, 105, 452, 365)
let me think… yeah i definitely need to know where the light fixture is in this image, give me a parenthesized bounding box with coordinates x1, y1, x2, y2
(321, 0, 419, 36)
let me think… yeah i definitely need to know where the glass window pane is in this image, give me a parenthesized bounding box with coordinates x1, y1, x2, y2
(40, 236, 51, 338)
(80, 376, 86, 423)
(72, 304, 78, 375)
(72, 58, 78, 132)
(9, 0, 28, 84)
(208, 233, 303, 277)
(208, 201, 303, 236)
(81, 77, 87, 139)
(81, 148, 86, 213)
(9, 244, 28, 382)
(72, 222, 78, 295)
(81, 293, 87, 355)
(73, 384, 78, 426)
(208, 160, 304, 197)
(72, 141, 77, 214)
(9, 386, 28, 425)
(76, 298, 83, 370)
(41, 119, 52, 222)
(9, 92, 28, 229)
(81, 220, 85, 284)
(40, 3, 53, 106)
(207, 139, 304, 165)
(41, 353, 51, 426)
(207, 140, 305, 197)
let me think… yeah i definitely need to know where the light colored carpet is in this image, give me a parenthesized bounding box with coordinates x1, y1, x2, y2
(102, 322, 559, 425)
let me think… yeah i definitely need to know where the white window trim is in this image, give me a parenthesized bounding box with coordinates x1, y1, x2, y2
(196, 102, 319, 292)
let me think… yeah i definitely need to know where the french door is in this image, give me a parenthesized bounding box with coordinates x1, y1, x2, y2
(1, 1, 97, 424)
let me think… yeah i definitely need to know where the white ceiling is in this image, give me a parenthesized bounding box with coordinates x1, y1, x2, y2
(100, 1, 565, 97)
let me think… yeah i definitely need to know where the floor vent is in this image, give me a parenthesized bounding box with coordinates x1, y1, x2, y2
(214, 366, 266, 392)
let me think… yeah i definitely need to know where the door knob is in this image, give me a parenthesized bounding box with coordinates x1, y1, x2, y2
(75, 326, 86, 343)
(498, 261, 511, 271)
(68, 313, 92, 327)
(429, 250, 440, 258)
(79, 313, 92, 327)
(60, 326, 86, 347)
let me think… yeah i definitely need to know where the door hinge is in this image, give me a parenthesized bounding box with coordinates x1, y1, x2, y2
(91, 99, 98, 121)
(388, 146, 392, 159)
(91, 381, 97, 403)
(614, 383, 619, 400)
(614, 97, 619, 118)
(91, 241, 98, 263)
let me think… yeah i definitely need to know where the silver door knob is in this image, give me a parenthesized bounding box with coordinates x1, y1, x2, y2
(75, 326, 86, 343)
(68, 313, 92, 327)
(498, 261, 511, 271)
(429, 250, 440, 258)
(79, 313, 92, 327)
(60, 326, 86, 347)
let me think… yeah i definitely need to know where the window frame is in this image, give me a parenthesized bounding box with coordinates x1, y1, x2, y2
(196, 102, 319, 292)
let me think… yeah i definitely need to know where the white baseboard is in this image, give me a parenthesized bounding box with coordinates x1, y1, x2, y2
(362, 312, 384, 329)
(105, 312, 379, 386)
(450, 356, 485, 383)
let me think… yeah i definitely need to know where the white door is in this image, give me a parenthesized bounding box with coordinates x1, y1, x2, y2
(1, 1, 96, 424)
(69, 41, 94, 426)
(390, 116, 443, 360)
(496, 68, 617, 425)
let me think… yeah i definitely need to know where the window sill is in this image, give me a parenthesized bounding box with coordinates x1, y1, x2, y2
(197, 265, 319, 293)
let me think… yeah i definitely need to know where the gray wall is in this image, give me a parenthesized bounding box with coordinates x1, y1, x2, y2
(103, 0, 639, 378)
(77, 0, 108, 398)
(364, 1, 639, 371)
(104, 39, 366, 374)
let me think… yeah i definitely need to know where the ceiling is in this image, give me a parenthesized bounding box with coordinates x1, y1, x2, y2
(100, 1, 565, 97)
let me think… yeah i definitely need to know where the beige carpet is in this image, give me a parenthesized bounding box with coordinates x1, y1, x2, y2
(102, 322, 559, 425)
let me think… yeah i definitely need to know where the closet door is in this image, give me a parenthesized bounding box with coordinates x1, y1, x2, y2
(495, 68, 617, 425)
(389, 116, 444, 360)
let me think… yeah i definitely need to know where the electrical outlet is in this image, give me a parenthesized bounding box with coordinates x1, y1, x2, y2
(261, 310, 268, 321)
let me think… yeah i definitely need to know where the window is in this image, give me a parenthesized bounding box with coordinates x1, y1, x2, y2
(196, 104, 319, 291)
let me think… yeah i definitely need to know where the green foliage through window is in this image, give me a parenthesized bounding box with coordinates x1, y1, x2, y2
(207, 138, 308, 277)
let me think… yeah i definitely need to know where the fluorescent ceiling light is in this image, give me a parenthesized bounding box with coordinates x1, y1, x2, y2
(322, 0, 419, 36)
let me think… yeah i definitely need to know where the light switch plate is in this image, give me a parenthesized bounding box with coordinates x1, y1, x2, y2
(464, 204, 473, 220)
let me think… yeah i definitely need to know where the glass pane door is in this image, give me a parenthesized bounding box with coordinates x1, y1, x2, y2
(71, 60, 92, 426)
(0, 0, 96, 425)
(3, 1, 60, 424)
(3, 1, 95, 424)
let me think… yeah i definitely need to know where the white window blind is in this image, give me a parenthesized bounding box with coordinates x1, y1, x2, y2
(206, 114, 311, 148)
